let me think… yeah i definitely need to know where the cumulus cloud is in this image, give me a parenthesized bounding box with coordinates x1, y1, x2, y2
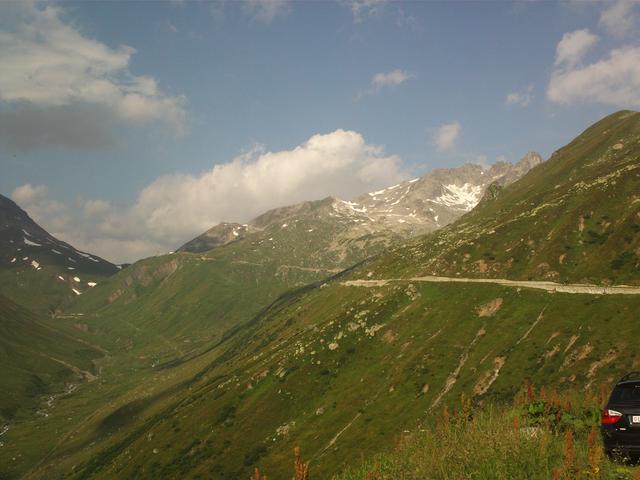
(0, 1, 186, 150)
(83, 199, 111, 217)
(599, 0, 640, 37)
(548, 44, 640, 108)
(505, 84, 534, 107)
(0, 104, 117, 150)
(433, 122, 461, 152)
(12, 184, 49, 206)
(11, 184, 71, 235)
(11, 130, 407, 263)
(554, 29, 599, 67)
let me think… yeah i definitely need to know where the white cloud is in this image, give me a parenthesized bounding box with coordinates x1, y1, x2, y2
(12, 184, 49, 206)
(83, 199, 111, 217)
(357, 69, 414, 99)
(0, 1, 186, 149)
(505, 84, 534, 107)
(12, 130, 407, 263)
(600, 0, 640, 36)
(371, 69, 414, 90)
(548, 45, 640, 107)
(433, 122, 461, 152)
(554, 29, 599, 67)
(11, 184, 71, 235)
(244, 0, 290, 23)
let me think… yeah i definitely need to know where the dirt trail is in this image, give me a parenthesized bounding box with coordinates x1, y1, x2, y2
(40, 354, 98, 382)
(342, 276, 640, 295)
(278, 264, 343, 274)
(430, 325, 485, 409)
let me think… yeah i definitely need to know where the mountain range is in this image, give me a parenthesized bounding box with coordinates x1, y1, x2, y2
(1, 111, 639, 479)
(178, 152, 543, 255)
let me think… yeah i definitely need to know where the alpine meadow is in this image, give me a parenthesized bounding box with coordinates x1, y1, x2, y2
(2, 2, 640, 480)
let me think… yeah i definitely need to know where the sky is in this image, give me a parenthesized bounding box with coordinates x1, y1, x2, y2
(1, 0, 640, 263)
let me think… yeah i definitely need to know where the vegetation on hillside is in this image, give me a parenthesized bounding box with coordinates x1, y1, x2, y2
(366, 110, 640, 286)
(336, 385, 640, 480)
(0, 295, 102, 421)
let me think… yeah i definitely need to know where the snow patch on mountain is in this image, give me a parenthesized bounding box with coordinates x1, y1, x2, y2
(24, 237, 42, 246)
(434, 183, 483, 210)
(76, 251, 101, 263)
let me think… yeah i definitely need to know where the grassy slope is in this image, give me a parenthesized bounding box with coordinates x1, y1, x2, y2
(336, 388, 640, 480)
(13, 282, 640, 479)
(4, 111, 640, 479)
(366, 110, 640, 285)
(0, 200, 397, 478)
(63, 199, 400, 361)
(0, 295, 102, 422)
(0, 263, 115, 317)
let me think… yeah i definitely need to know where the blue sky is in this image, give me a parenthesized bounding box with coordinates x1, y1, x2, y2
(1, 0, 639, 262)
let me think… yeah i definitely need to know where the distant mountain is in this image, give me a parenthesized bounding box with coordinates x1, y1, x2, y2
(178, 152, 543, 254)
(0, 194, 119, 313)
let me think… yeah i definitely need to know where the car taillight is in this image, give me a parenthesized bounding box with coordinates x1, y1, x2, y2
(601, 409, 623, 425)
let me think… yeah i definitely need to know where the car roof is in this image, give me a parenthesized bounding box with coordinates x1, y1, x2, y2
(616, 372, 640, 384)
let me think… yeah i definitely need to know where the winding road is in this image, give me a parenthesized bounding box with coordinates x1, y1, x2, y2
(342, 276, 640, 295)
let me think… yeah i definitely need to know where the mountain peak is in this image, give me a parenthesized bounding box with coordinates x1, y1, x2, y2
(0, 193, 118, 310)
(516, 151, 544, 168)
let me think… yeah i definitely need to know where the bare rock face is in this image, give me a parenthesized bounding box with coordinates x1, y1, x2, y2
(346, 152, 543, 236)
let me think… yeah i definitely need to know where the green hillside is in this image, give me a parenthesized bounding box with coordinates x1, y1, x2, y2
(63, 197, 402, 362)
(368, 110, 640, 285)
(2, 111, 639, 479)
(0, 295, 102, 422)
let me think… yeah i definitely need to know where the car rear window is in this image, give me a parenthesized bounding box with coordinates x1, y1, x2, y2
(611, 382, 640, 402)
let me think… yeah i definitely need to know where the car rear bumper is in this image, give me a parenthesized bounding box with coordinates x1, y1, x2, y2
(602, 430, 640, 452)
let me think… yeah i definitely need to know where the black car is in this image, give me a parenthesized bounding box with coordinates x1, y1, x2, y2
(601, 372, 640, 457)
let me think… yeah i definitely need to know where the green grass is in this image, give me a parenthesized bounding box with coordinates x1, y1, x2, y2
(364, 110, 640, 285)
(7, 280, 640, 480)
(336, 388, 640, 480)
(0, 295, 102, 422)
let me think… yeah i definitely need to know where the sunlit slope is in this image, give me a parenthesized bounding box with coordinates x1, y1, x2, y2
(0, 295, 102, 422)
(65, 201, 398, 360)
(21, 281, 640, 479)
(368, 110, 640, 284)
